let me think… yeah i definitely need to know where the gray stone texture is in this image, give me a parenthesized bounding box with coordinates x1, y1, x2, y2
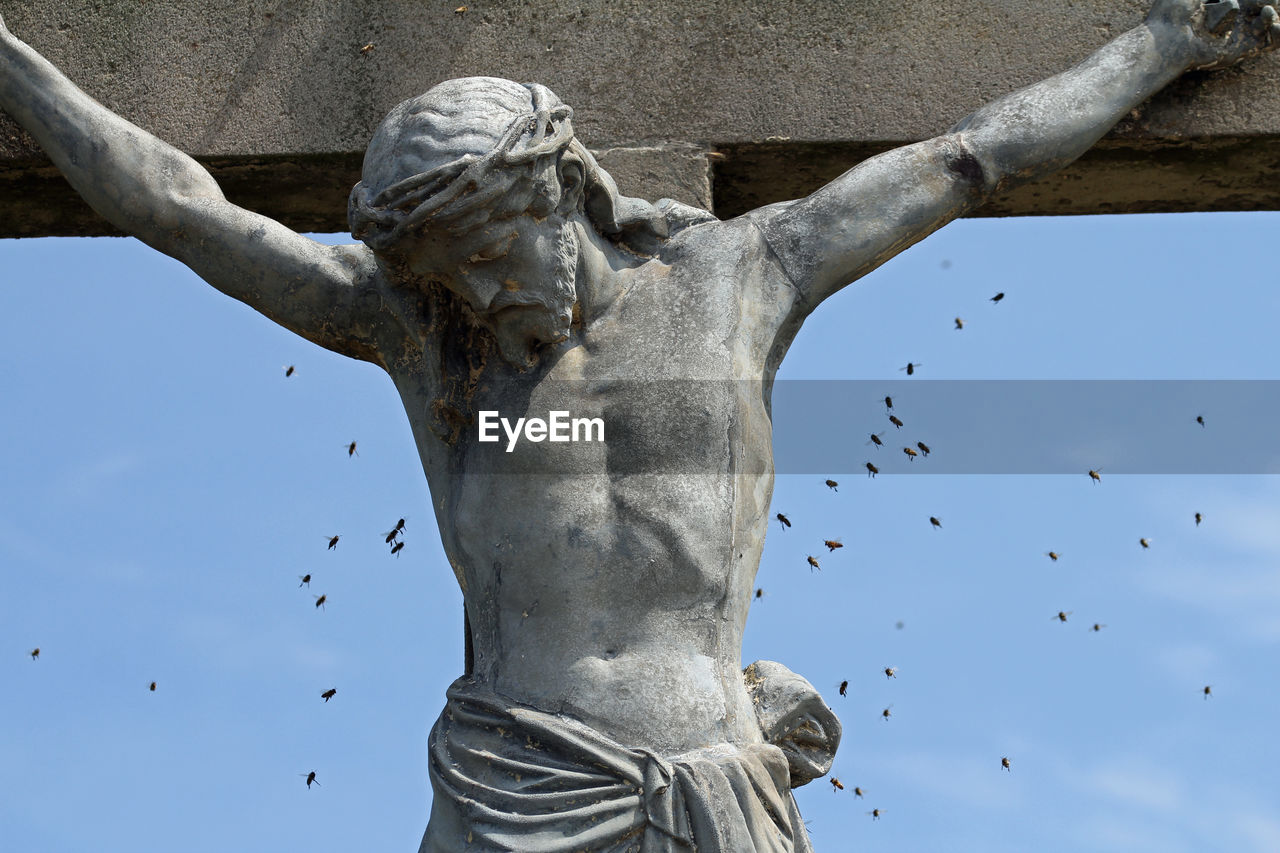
(3, 0, 1280, 238)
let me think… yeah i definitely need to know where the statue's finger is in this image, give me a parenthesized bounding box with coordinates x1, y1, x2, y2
(1206, 0, 1240, 35)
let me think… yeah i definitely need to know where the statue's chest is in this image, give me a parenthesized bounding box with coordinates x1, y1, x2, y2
(449, 238, 774, 475)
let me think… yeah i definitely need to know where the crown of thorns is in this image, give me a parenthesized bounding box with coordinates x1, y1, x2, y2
(350, 86, 576, 246)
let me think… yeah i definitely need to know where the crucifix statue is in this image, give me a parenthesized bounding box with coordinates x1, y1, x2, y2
(1, 2, 1274, 849)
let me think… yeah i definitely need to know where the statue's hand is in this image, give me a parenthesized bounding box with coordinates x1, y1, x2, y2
(1150, 0, 1280, 69)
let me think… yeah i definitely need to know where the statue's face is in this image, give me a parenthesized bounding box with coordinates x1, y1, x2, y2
(406, 212, 579, 367)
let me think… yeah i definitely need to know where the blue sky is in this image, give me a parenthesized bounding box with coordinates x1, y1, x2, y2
(2, 210, 1279, 852)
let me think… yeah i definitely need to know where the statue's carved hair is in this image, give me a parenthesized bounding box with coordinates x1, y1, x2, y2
(348, 77, 702, 258)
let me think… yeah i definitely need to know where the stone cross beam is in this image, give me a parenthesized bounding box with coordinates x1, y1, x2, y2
(2, 0, 1279, 239)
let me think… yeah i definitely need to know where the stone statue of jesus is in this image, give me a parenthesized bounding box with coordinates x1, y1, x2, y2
(2, 2, 1274, 849)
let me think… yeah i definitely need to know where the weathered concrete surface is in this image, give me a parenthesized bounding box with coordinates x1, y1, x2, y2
(3, 0, 1280, 236)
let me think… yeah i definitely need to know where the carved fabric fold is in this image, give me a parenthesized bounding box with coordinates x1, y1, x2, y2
(420, 677, 816, 853)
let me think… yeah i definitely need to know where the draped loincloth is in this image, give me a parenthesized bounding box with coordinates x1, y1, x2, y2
(420, 661, 839, 852)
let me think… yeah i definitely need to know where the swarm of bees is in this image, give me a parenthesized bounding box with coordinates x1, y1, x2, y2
(744, 274, 1233, 839)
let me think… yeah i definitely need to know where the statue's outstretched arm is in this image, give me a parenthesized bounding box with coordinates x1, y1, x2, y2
(0, 15, 381, 363)
(758, 0, 1279, 317)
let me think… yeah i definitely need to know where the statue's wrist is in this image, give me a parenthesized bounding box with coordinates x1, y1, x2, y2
(1145, 19, 1209, 71)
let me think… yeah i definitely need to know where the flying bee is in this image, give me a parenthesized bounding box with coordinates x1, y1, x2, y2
(347, 441, 359, 457)
(284, 365, 295, 377)
(839, 680, 848, 697)
(954, 317, 964, 330)
(903, 447, 918, 461)
(866, 431, 885, 448)
(326, 535, 340, 551)
(1001, 757, 1011, 771)
(391, 541, 405, 556)
(853, 786, 864, 798)
(881, 705, 893, 721)
(321, 688, 337, 702)
(755, 588, 764, 599)
(868, 808, 883, 820)
(825, 479, 838, 491)
(824, 539, 843, 552)
(883, 666, 897, 679)
(298, 574, 311, 588)
(884, 395, 894, 410)
(360, 42, 375, 53)
(1088, 468, 1102, 483)
(830, 777, 844, 792)
(990, 292, 1005, 303)
(776, 513, 791, 530)
(1203, 685, 1212, 699)
(1045, 551, 1060, 562)
(929, 516, 942, 529)
(29, 647, 39, 660)
(1195, 512, 1203, 527)
(313, 594, 327, 610)
(806, 555, 820, 572)
(1196, 414, 1205, 428)
(1054, 610, 1072, 623)
(385, 529, 398, 544)
(301, 771, 320, 789)
(393, 518, 406, 534)
(899, 362, 922, 376)
(865, 461, 879, 478)
(1139, 538, 1150, 549)
(1091, 623, 1106, 632)
(149, 681, 156, 692)
(916, 441, 931, 457)
(889, 414, 904, 429)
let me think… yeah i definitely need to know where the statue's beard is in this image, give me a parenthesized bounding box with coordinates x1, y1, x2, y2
(487, 222, 579, 368)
